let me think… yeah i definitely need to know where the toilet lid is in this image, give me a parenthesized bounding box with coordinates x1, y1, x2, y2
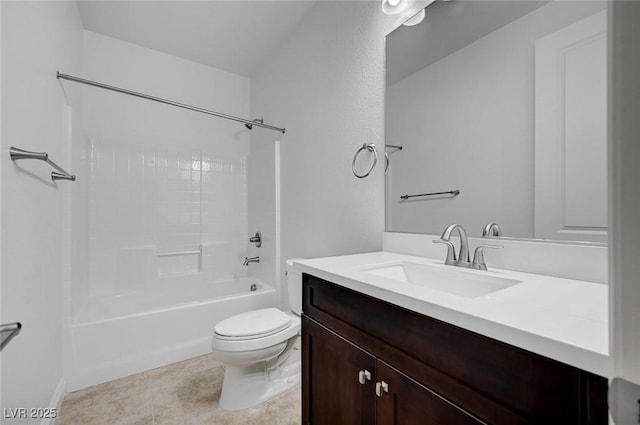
(214, 308, 292, 339)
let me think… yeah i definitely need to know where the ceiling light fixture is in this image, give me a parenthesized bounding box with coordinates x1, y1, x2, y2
(382, 0, 408, 15)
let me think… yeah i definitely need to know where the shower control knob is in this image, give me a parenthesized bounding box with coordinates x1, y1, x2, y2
(249, 232, 262, 248)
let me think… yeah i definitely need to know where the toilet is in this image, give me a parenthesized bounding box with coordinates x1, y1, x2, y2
(211, 259, 303, 411)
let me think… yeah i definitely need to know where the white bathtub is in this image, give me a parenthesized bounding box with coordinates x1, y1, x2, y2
(67, 278, 276, 391)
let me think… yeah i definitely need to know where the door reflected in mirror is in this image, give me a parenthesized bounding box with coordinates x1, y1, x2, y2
(385, 1, 608, 243)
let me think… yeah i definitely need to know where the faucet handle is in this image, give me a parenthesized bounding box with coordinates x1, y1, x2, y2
(471, 244, 503, 270)
(432, 239, 457, 263)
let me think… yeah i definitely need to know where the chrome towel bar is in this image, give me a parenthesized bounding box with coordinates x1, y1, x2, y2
(57, 72, 286, 134)
(400, 190, 460, 200)
(10, 146, 76, 181)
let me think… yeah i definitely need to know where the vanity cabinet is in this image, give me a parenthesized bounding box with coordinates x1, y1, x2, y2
(302, 274, 608, 425)
(303, 317, 483, 425)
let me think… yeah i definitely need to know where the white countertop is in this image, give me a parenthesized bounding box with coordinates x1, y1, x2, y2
(294, 251, 611, 377)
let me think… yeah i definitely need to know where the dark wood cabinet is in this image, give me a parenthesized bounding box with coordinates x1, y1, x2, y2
(303, 316, 485, 425)
(303, 315, 376, 425)
(302, 273, 608, 425)
(376, 360, 485, 425)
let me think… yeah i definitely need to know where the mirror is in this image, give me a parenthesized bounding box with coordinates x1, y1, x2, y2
(385, 1, 608, 243)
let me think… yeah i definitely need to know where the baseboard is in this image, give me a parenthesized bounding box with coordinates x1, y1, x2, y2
(43, 377, 66, 425)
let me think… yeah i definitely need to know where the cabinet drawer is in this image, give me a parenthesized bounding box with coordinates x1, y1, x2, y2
(303, 273, 608, 424)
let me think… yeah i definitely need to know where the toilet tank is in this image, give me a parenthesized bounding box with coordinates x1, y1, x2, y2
(285, 258, 303, 315)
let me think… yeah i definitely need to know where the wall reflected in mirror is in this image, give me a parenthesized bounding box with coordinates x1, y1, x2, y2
(385, 1, 608, 243)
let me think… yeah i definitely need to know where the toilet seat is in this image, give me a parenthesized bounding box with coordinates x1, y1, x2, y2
(215, 308, 291, 340)
(212, 312, 300, 352)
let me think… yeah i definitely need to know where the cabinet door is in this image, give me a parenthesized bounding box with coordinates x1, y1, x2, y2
(303, 315, 376, 425)
(376, 361, 485, 425)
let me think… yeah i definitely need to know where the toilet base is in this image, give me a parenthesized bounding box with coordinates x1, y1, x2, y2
(219, 349, 301, 411)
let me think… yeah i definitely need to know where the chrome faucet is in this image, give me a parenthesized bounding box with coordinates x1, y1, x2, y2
(433, 224, 470, 266)
(243, 256, 260, 266)
(433, 224, 503, 270)
(482, 222, 503, 237)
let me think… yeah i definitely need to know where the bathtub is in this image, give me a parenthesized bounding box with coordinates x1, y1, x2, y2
(67, 278, 276, 391)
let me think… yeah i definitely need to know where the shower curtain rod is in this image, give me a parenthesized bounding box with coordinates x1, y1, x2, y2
(57, 72, 286, 134)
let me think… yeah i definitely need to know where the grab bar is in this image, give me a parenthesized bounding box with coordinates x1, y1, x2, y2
(1, 322, 22, 351)
(10, 146, 76, 181)
(157, 247, 202, 257)
(400, 190, 460, 200)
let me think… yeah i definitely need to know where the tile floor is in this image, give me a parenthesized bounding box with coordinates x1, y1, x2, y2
(57, 354, 301, 425)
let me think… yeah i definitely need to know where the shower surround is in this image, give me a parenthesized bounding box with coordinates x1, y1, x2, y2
(87, 141, 248, 297)
(64, 30, 270, 389)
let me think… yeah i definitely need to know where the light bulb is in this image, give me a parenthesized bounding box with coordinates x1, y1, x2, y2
(382, 0, 407, 15)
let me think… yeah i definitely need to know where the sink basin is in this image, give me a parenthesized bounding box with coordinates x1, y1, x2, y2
(363, 262, 521, 298)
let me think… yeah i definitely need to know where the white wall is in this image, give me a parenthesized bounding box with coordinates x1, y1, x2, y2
(248, 1, 425, 307)
(386, 2, 606, 238)
(81, 31, 251, 300)
(1, 1, 83, 420)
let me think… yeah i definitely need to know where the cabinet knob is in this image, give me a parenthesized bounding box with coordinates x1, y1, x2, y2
(376, 381, 389, 397)
(358, 369, 372, 385)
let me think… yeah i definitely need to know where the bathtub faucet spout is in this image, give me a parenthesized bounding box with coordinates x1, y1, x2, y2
(243, 256, 260, 266)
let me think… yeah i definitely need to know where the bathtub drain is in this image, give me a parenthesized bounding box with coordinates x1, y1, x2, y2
(250, 284, 257, 292)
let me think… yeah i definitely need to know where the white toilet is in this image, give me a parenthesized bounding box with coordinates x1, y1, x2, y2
(211, 259, 302, 411)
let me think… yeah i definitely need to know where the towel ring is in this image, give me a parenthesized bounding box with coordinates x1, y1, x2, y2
(352, 143, 378, 178)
